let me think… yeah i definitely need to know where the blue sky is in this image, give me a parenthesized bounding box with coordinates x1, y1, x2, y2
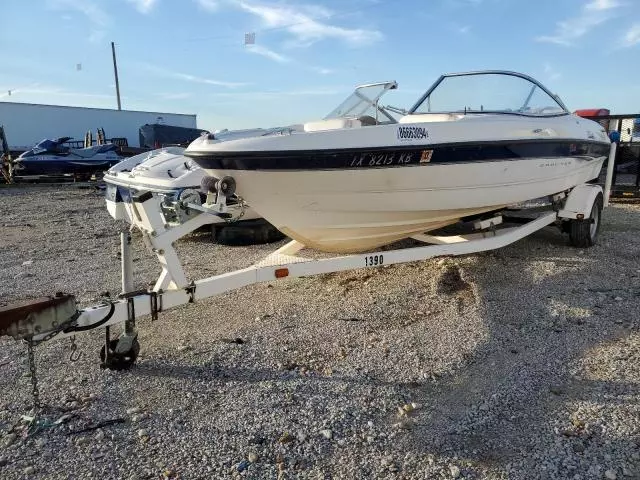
(2, 0, 639, 130)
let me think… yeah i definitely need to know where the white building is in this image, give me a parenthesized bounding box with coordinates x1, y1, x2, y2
(0, 102, 197, 150)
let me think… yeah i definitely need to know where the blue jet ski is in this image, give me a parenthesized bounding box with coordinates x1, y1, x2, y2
(13, 137, 123, 176)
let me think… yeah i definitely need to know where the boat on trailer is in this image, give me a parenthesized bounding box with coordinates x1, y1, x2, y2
(0, 71, 614, 394)
(186, 71, 610, 253)
(104, 146, 263, 225)
(103, 126, 304, 225)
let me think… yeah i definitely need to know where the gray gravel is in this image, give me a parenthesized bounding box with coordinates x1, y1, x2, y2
(0, 184, 639, 480)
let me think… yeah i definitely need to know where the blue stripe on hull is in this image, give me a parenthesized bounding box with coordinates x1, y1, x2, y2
(187, 139, 610, 171)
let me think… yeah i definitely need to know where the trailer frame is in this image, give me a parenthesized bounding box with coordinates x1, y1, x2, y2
(0, 182, 603, 354)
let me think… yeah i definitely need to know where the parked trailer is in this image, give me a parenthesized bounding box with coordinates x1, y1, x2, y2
(0, 102, 197, 151)
(0, 165, 608, 415)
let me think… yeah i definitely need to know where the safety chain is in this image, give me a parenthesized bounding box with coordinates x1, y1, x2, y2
(32, 323, 69, 346)
(26, 337, 42, 412)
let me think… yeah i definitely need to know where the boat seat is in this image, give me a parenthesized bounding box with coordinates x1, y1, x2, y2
(303, 118, 363, 132)
(399, 113, 464, 123)
(358, 115, 378, 126)
(70, 144, 117, 157)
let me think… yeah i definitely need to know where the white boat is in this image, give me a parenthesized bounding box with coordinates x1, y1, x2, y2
(185, 71, 611, 253)
(104, 127, 299, 224)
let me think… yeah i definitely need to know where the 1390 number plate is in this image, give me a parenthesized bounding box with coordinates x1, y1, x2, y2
(364, 254, 384, 267)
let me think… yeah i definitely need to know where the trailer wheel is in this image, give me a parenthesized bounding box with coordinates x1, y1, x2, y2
(100, 338, 140, 370)
(216, 219, 286, 246)
(569, 192, 603, 248)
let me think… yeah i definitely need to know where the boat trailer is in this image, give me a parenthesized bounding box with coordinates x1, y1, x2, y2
(0, 178, 605, 410)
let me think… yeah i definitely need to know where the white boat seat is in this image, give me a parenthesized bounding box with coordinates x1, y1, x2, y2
(303, 118, 363, 132)
(399, 113, 464, 123)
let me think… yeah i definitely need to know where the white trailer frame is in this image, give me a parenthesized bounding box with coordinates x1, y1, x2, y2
(0, 180, 600, 361)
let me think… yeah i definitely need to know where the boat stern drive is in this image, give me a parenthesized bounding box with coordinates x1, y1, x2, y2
(185, 71, 610, 253)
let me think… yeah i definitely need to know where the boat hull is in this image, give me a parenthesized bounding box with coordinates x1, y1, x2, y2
(186, 113, 610, 252)
(200, 155, 605, 252)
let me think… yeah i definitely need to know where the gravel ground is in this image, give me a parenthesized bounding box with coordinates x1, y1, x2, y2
(0, 184, 639, 480)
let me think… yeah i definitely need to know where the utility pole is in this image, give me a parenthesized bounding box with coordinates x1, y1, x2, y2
(111, 41, 122, 110)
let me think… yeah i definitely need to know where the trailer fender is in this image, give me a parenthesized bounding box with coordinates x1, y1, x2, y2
(558, 184, 603, 220)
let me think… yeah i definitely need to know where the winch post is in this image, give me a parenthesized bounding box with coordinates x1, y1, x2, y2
(121, 232, 134, 295)
(130, 192, 215, 290)
(120, 232, 136, 340)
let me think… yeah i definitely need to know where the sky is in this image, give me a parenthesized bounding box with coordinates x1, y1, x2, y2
(1, 0, 639, 131)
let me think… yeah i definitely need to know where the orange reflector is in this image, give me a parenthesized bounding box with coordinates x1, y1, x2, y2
(577, 213, 584, 220)
(275, 268, 289, 279)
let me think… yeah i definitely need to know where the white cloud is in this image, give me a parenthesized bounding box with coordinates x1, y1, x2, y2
(536, 0, 623, 46)
(141, 63, 249, 88)
(48, 0, 109, 26)
(310, 66, 334, 75)
(444, 0, 483, 8)
(47, 0, 109, 42)
(544, 63, 562, 81)
(236, 1, 383, 47)
(621, 23, 640, 47)
(208, 87, 344, 100)
(0, 84, 114, 101)
(159, 92, 192, 100)
(88, 30, 106, 43)
(173, 72, 247, 88)
(536, 17, 606, 46)
(245, 44, 291, 63)
(585, 0, 621, 10)
(196, 0, 220, 11)
(127, 0, 158, 14)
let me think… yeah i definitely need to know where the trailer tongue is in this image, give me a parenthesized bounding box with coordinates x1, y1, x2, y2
(0, 294, 78, 340)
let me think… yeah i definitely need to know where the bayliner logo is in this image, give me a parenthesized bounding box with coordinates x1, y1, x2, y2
(397, 126, 428, 141)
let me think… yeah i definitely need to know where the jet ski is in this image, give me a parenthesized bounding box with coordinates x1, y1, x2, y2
(13, 137, 123, 177)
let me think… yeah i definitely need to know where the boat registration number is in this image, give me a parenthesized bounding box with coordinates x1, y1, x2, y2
(397, 126, 428, 141)
(364, 254, 384, 267)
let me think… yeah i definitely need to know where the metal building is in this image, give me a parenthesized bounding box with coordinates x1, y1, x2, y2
(0, 102, 197, 150)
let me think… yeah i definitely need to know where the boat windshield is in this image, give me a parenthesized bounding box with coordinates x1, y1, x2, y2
(325, 81, 398, 124)
(410, 71, 568, 117)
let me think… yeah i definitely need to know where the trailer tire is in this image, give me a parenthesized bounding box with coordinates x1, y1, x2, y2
(569, 192, 603, 248)
(215, 219, 286, 246)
